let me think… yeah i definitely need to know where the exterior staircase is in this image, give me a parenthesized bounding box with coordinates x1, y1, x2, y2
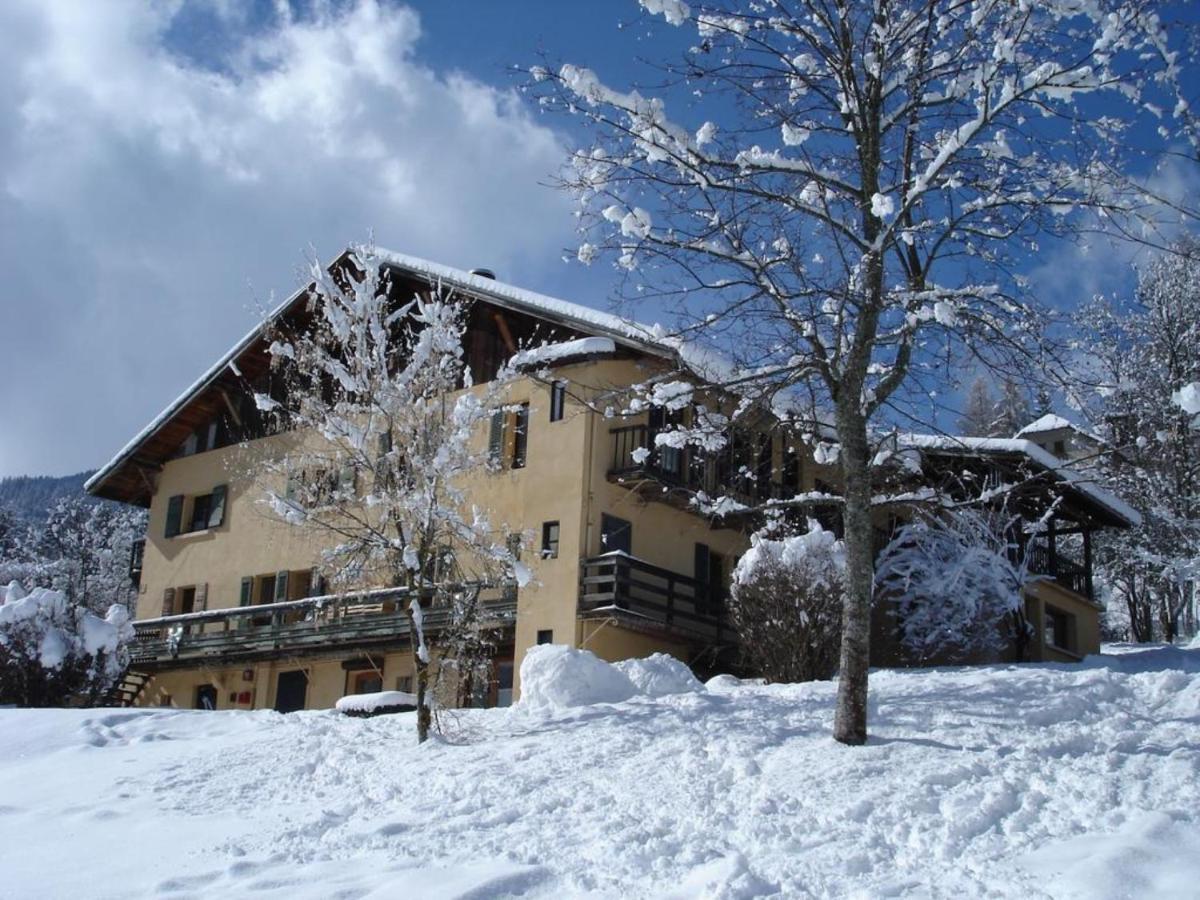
(104, 669, 152, 708)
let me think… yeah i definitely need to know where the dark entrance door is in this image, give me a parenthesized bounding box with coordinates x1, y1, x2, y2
(600, 514, 632, 555)
(274, 670, 307, 713)
(194, 684, 217, 710)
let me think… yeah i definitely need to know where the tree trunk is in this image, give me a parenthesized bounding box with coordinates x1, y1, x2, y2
(833, 410, 873, 746)
(405, 597, 432, 744)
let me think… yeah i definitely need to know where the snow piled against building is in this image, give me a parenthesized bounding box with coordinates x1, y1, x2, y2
(2, 645, 1200, 898)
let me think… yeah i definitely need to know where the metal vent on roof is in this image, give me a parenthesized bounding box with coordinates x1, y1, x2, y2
(469, 267, 496, 280)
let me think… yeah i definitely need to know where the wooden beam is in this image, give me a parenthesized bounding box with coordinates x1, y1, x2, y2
(492, 311, 517, 354)
(218, 386, 243, 427)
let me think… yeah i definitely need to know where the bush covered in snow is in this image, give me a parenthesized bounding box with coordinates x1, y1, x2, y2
(729, 523, 846, 683)
(875, 510, 1034, 662)
(613, 653, 703, 697)
(0, 582, 133, 707)
(518, 644, 638, 710)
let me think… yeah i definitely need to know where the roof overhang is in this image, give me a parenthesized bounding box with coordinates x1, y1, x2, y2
(86, 248, 682, 505)
(898, 434, 1139, 529)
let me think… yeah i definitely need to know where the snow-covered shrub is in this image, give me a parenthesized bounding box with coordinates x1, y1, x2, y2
(875, 511, 1034, 662)
(729, 522, 846, 683)
(614, 653, 703, 697)
(518, 644, 636, 709)
(0, 581, 133, 707)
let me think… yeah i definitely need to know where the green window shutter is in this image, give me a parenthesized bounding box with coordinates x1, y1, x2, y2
(161, 587, 176, 617)
(274, 570, 290, 603)
(208, 484, 227, 528)
(165, 495, 184, 538)
(488, 410, 504, 465)
(239, 577, 253, 607)
(309, 567, 324, 597)
(195, 582, 208, 612)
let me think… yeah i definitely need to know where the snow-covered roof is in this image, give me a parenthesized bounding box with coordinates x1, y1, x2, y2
(508, 337, 616, 369)
(898, 434, 1140, 527)
(87, 247, 706, 501)
(1014, 414, 1075, 437)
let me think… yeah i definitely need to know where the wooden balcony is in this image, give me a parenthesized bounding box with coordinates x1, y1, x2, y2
(1025, 543, 1093, 601)
(130, 586, 516, 668)
(579, 552, 730, 643)
(608, 424, 785, 513)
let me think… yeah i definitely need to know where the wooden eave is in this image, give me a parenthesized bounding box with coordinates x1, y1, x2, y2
(86, 251, 665, 507)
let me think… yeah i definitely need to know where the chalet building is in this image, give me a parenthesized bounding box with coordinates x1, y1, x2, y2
(87, 250, 1138, 711)
(1014, 414, 1107, 464)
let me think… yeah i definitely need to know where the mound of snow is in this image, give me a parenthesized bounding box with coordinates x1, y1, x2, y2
(705, 673, 748, 692)
(334, 691, 417, 717)
(614, 653, 703, 697)
(518, 644, 636, 709)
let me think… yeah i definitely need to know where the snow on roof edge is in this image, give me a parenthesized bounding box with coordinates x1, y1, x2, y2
(87, 247, 689, 499)
(899, 434, 1140, 527)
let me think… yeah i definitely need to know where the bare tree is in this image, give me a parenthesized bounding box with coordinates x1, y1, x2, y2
(248, 245, 526, 742)
(534, 0, 1186, 743)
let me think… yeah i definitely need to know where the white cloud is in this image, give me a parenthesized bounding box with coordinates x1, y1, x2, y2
(0, 0, 575, 477)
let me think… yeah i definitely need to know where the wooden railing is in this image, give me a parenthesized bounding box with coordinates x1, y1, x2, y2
(579, 552, 728, 641)
(130, 585, 516, 666)
(608, 425, 785, 509)
(1025, 543, 1092, 600)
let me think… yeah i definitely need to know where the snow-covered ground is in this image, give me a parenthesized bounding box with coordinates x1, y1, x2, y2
(2, 645, 1199, 899)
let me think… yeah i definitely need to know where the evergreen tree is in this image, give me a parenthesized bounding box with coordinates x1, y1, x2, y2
(958, 377, 997, 437)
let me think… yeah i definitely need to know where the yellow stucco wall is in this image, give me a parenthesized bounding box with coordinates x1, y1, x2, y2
(134, 362, 759, 707)
(129, 354, 1105, 711)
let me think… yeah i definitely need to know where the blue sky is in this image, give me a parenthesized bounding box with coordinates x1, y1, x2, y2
(0, 1, 1194, 477)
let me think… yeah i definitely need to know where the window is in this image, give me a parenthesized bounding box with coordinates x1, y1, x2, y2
(488, 403, 530, 470)
(1053, 440, 1066, 456)
(1044, 606, 1074, 652)
(512, 403, 530, 468)
(600, 514, 632, 555)
(396, 675, 413, 694)
(165, 484, 227, 537)
(353, 671, 383, 694)
(537, 629, 554, 645)
(550, 382, 566, 422)
(541, 521, 560, 559)
(189, 493, 212, 533)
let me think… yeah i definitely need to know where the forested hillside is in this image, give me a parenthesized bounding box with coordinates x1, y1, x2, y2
(0, 472, 98, 521)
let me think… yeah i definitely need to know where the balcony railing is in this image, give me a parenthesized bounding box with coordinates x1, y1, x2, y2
(580, 552, 729, 642)
(1025, 543, 1092, 601)
(130, 585, 516, 666)
(608, 424, 786, 509)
